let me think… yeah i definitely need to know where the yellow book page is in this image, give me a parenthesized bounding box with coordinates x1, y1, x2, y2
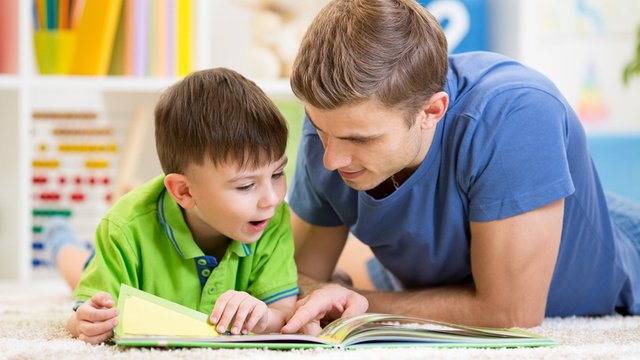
(122, 296, 219, 337)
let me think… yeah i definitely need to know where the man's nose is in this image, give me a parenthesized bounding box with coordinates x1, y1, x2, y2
(322, 138, 351, 171)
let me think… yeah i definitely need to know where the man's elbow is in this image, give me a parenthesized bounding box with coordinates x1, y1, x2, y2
(498, 305, 545, 328)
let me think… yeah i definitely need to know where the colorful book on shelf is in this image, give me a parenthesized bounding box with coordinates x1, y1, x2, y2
(176, 0, 191, 76)
(114, 284, 558, 350)
(70, 0, 123, 75)
(0, 0, 18, 73)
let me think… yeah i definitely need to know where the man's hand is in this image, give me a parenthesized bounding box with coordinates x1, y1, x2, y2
(68, 292, 119, 344)
(210, 290, 269, 335)
(281, 284, 368, 335)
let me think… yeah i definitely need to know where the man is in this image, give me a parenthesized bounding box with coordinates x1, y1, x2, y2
(281, 0, 640, 335)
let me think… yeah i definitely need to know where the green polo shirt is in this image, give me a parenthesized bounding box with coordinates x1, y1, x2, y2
(74, 175, 299, 315)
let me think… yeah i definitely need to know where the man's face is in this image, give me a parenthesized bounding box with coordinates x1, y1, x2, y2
(184, 155, 288, 244)
(306, 100, 431, 191)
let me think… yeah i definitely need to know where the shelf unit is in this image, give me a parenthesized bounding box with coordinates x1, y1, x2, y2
(0, 0, 299, 282)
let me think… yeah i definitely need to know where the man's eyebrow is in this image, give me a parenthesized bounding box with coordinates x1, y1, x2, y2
(304, 109, 379, 142)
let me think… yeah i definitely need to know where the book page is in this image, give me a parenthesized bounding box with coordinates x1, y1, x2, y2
(121, 294, 219, 337)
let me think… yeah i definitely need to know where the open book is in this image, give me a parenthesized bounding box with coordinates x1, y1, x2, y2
(114, 284, 558, 349)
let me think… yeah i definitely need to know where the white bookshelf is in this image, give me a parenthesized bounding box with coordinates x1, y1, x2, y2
(0, 0, 296, 281)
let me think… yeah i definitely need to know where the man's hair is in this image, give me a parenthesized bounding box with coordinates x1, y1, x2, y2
(290, 0, 448, 124)
(155, 68, 288, 174)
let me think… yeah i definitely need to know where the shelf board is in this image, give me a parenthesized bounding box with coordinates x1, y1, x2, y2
(31, 76, 179, 93)
(0, 75, 20, 90)
(29, 75, 294, 96)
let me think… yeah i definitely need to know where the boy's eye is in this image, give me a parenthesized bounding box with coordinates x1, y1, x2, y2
(237, 184, 254, 191)
(272, 171, 285, 180)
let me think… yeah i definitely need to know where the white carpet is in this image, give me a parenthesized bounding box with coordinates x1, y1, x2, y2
(1, 278, 639, 360)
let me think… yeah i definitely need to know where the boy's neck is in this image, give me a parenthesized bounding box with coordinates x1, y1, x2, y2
(182, 208, 231, 259)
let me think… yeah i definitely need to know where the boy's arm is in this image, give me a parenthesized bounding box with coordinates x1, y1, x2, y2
(265, 296, 297, 333)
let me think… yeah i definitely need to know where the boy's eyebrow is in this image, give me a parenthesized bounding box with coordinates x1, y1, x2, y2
(228, 156, 288, 183)
(305, 108, 379, 143)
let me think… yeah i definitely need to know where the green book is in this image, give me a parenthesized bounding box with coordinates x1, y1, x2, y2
(114, 284, 558, 350)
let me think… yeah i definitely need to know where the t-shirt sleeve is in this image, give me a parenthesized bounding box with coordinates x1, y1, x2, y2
(73, 219, 139, 304)
(462, 88, 576, 222)
(288, 119, 344, 226)
(246, 203, 299, 304)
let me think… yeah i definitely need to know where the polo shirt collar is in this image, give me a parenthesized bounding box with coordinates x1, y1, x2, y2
(155, 189, 253, 259)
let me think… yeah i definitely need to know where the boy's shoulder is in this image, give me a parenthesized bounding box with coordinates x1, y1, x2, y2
(104, 175, 166, 226)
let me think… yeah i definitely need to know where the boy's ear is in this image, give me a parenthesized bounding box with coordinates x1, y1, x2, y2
(420, 91, 449, 130)
(164, 173, 196, 209)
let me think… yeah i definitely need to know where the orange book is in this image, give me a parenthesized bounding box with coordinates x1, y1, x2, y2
(0, 0, 18, 73)
(70, 0, 124, 75)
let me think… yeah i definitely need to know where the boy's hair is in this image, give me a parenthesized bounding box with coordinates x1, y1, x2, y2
(155, 68, 288, 174)
(290, 0, 448, 124)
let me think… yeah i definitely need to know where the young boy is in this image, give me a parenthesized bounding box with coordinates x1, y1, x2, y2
(58, 68, 299, 344)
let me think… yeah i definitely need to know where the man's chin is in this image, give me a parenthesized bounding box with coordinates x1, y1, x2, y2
(342, 178, 379, 191)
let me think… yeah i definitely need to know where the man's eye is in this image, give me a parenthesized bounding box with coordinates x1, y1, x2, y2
(351, 138, 369, 144)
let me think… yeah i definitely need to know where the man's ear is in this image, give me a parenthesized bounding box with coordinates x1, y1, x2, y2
(164, 173, 195, 209)
(420, 91, 449, 130)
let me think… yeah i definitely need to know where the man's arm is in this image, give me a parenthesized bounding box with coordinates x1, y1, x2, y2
(282, 210, 369, 334)
(364, 199, 564, 328)
(291, 210, 350, 291)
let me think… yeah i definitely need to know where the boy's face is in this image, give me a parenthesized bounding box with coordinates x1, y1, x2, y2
(183, 155, 288, 245)
(305, 100, 432, 191)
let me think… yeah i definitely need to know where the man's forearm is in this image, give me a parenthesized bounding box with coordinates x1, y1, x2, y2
(361, 285, 538, 328)
(297, 272, 330, 297)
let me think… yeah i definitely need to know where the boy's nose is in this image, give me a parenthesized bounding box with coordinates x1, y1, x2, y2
(258, 185, 279, 208)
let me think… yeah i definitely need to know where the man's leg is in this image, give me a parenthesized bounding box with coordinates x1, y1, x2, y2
(606, 192, 640, 255)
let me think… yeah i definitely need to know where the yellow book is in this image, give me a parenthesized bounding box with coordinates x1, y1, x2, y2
(71, 0, 124, 75)
(176, 0, 191, 76)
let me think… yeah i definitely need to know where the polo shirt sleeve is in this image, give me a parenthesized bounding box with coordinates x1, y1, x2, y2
(73, 218, 139, 304)
(246, 203, 299, 304)
(461, 88, 576, 222)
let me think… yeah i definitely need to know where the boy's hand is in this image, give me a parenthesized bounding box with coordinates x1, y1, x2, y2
(210, 290, 269, 335)
(71, 292, 119, 344)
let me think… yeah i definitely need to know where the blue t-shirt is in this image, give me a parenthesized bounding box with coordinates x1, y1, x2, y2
(289, 51, 640, 317)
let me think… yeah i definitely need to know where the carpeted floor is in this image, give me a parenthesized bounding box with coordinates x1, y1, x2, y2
(1, 278, 639, 360)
